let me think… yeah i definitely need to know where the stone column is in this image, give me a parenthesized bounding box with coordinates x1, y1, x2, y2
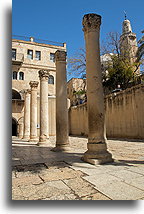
(29, 81, 39, 142)
(82, 13, 113, 164)
(23, 89, 31, 140)
(37, 70, 49, 146)
(52, 50, 69, 151)
(18, 123, 23, 138)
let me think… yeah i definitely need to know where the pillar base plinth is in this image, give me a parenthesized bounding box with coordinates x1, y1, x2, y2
(18, 136, 23, 139)
(51, 144, 70, 152)
(82, 150, 113, 165)
(37, 139, 50, 147)
(29, 138, 39, 142)
(22, 136, 30, 141)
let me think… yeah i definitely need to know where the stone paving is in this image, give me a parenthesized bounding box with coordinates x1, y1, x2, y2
(12, 136, 144, 200)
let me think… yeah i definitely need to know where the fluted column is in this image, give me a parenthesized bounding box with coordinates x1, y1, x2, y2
(82, 13, 113, 164)
(29, 81, 39, 142)
(52, 50, 69, 151)
(37, 70, 49, 146)
(23, 89, 31, 140)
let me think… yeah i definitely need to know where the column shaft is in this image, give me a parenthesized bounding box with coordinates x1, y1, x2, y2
(18, 123, 23, 138)
(53, 51, 69, 151)
(23, 89, 31, 140)
(82, 13, 113, 164)
(38, 70, 49, 146)
(29, 81, 39, 141)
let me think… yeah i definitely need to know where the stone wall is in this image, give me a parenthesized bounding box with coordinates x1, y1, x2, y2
(69, 84, 144, 139)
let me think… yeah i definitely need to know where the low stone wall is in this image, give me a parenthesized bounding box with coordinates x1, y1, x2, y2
(69, 84, 144, 139)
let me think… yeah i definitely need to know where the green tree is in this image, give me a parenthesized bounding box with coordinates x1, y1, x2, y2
(137, 30, 144, 71)
(103, 55, 139, 90)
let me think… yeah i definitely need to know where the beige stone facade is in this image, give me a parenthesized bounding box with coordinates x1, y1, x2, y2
(12, 36, 66, 137)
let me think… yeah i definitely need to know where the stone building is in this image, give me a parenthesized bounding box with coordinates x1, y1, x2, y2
(12, 36, 66, 137)
(67, 78, 86, 106)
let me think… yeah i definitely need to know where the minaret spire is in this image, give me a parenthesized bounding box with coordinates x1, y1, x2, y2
(124, 11, 127, 20)
(122, 14, 132, 34)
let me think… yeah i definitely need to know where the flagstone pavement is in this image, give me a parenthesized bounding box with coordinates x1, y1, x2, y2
(12, 136, 144, 200)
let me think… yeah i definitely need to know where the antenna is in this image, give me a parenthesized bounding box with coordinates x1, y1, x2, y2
(124, 11, 127, 20)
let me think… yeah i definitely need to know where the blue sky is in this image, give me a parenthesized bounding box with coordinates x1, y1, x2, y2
(12, 0, 144, 79)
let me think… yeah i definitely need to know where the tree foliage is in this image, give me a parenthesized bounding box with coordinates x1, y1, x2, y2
(68, 31, 141, 92)
(103, 55, 140, 90)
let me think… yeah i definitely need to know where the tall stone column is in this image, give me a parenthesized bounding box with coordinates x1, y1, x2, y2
(23, 89, 31, 140)
(37, 70, 49, 146)
(29, 81, 39, 142)
(18, 123, 23, 138)
(82, 13, 113, 164)
(52, 50, 69, 151)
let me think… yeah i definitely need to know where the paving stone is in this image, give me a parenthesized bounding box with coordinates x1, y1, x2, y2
(41, 193, 78, 200)
(123, 176, 144, 191)
(19, 182, 73, 200)
(39, 167, 85, 182)
(83, 173, 120, 187)
(64, 177, 98, 197)
(84, 176, 144, 200)
(44, 180, 71, 190)
(44, 161, 69, 169)
(12, 175, 43, 186)
(12, 136, 144, 200)
(138, 197, 144, 200)
(108, 169, 143, 181)
(12, 171, 17, 178)
(127, 166, 144, 176)
(71, 165, 129, 176)
(12, 187, 24, 200)
(81, 192, 111, 200)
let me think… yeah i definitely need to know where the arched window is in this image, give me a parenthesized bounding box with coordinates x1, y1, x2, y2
(19, 72, 24, 80)
(48, 75, 54, 84)
(12, 71, 17, 80)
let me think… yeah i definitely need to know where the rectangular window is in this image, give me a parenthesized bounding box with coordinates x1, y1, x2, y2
(50, 53, 55, 62)
(35, 51, 41, 60)
(12, 49, 16, 60)
(27, 49, 33, 59)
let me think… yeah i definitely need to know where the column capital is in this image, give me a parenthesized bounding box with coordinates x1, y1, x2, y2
(24, 89, 31, 94)
(82, 13, 101, 33)
(29, 81, 39, 89)
(38, 69, 49, 80)
(55, 50, 67, 61)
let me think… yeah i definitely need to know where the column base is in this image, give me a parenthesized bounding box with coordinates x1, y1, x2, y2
(18, 136, 23, 139)
(29, 138, 39, 142)
(82, 150, 113, 165)
(82, 141, 113, 165)
(37, 139, 50, 147)
(51, 144, 70, 152)
(22, 136, 30, 141)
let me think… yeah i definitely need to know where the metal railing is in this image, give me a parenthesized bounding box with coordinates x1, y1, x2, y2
(12, 35, 65, 47)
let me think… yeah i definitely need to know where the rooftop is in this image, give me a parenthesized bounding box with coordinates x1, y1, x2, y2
(12, 35, 66, 48)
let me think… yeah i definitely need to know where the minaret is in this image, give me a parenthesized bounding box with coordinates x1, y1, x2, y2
(120, 14, 139, 69)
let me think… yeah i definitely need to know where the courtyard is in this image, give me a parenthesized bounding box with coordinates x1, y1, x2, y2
(12, 136, 144, 200)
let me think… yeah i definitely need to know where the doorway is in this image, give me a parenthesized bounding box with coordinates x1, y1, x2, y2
(12, 118, 17, 136)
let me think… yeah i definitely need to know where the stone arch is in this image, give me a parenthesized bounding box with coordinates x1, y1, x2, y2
(12, 89, 21, 100)
(12, 117, 18, 136)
